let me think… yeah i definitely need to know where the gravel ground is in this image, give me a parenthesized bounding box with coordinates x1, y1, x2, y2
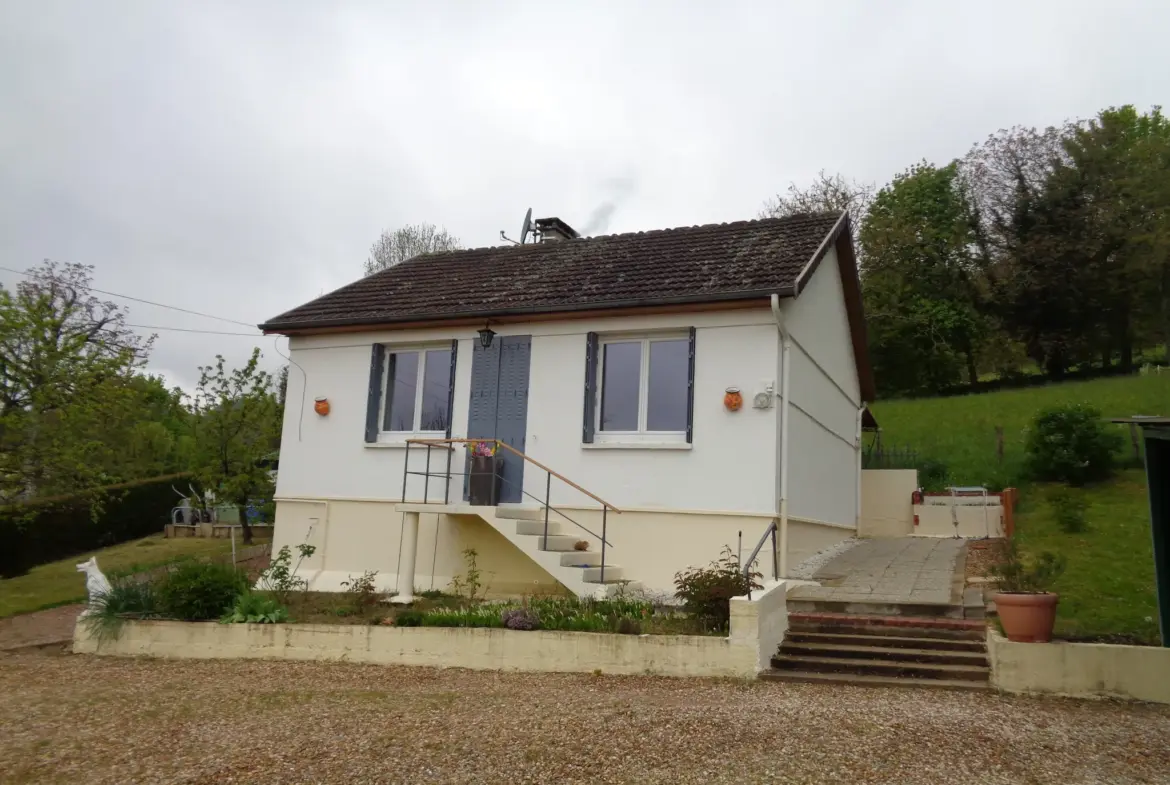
(0, 605, 83, 651)
(2, 654, 1168, 784)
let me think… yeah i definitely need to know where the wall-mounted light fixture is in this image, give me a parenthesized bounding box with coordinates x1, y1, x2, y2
(478, 324, 496, 349)
(314, 397, 331, 416)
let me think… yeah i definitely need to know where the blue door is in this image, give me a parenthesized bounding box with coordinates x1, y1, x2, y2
(466, 335, 531, 503)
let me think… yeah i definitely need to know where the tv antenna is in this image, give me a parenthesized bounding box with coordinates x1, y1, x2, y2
(499, 207, 534, 245)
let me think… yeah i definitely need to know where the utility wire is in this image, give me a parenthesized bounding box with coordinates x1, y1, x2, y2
(123, 323, 263, 337)
(0, 264, 259, 328)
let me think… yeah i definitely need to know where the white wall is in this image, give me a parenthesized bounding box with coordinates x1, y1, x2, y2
(780, 247, 862, 528)
(276, 310, 780, 514)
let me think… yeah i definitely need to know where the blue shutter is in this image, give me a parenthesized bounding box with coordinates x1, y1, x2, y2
(582, 332, 599, 443)
(686, 327, 696, 444)
(365, 344, 385, 443)
(445, 339, 458, 438)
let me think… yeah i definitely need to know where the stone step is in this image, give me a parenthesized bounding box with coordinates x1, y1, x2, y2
(560, 551, 603, 568)
(787, 599, 963, 619)
(515, 519, 570, 536)
(962, 587, 986, 620)
(530, 534, 582, 552)
(778, 641, 988, 667)
(770, 653, 989, 682)
(494, 504, 545, 521)
(759, 669, 990, 691)
(787, 612, 986, 642)
(581, 565, 625, 583)
(784, 631, 987, 653)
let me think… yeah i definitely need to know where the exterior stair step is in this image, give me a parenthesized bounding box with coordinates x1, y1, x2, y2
(560, 551, 603, 567)
(531, 534, 583, 552)
(770, 653, 989, 682)
(494, 504, 545, 521)
(778, 641, 988, 667)
(759, 669, 990, 691)
(787, 612, 986, 642)
(515, 520, 571, 536)
(581, 565, 625, 583)
(784, 631, 986, 653)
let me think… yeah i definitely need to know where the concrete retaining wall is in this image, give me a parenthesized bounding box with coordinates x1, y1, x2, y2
(989, 631, 1170, 704)
(914, 505, 1004, 538)
(859, 469, 917, 538)
(73, 581, 789, 679)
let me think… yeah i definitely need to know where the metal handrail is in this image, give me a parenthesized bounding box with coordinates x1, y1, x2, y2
(743, 521, 779, 584)
(406, 438, 622, 512)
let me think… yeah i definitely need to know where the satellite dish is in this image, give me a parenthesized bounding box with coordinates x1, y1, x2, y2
(520, 208, 533, 244)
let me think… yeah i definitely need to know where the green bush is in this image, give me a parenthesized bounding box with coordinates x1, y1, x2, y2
(1049, 488, 1089, 534)
(158, 561, 247, 621)
(395, 610, 424, 627)
(220, 592, 287, 624)
(916, 459, 951, 492)
(1025, 404, 1123, 486)
(989, 540, 1066, 593)
(673, 547, 761, 633)
(83, 579, 162, 641)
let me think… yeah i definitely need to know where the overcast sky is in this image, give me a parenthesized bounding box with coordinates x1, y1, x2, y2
(2, 1, 1167, 392)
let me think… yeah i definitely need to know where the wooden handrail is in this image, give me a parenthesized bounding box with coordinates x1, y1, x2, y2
(406, 437, 622, 513)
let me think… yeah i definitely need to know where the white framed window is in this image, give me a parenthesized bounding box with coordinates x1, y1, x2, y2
(382, 346, 454, 434)
(595, 334, 691, 441)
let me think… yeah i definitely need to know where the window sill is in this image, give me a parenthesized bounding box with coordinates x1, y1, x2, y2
(581, 442, 692, 451)
(365, 438, 452, 450)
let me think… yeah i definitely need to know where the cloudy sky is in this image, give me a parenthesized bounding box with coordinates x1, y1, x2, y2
(1, 1, 1166, 392)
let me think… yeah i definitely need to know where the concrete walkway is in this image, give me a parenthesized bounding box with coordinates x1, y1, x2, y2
(789, 538, 965, 607)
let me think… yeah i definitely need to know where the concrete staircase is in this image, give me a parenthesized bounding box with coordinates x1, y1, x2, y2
(479, 504, 632, 597)
(761, 612, 990, 690)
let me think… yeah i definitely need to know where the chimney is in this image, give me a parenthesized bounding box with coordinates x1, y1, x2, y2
(534, 216, 579, 243)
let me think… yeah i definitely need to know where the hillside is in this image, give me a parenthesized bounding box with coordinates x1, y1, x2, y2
(869, 373, 1170, 488)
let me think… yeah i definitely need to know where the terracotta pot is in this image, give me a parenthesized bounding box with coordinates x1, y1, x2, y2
(994, 592, 1059, 642)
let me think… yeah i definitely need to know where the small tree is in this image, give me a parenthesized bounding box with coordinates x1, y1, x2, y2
(364, 222, 462, 276)
(760, 170, 874, 237)
(190, 349, 279, 543)
(1024, 404, 1123, 486)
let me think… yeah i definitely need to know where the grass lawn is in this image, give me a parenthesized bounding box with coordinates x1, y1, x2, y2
(1012, 470, 1159, 644)
(869, 372, 1170, 488)
(0, 534, 268, 619)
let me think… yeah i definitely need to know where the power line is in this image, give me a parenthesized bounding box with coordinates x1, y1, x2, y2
(0, 264, 259, 328)
(123, 323, 263, 337)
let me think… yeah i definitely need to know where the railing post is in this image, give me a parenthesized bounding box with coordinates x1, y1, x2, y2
(424, 444, 432, 502)
(600, 507, 608, 584)
(771, 526, 778, 582)
(401, 442, 411, 503)
(444, 445, 453, 504)
(543, 472, 551, 546)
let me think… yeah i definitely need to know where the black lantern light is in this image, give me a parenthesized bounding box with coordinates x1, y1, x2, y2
(478, 325, 496, 349)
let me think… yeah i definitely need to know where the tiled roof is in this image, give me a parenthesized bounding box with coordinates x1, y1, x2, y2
(260, 211, 845, 332)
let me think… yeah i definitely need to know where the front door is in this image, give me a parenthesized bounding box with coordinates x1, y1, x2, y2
(466, 335, 531, 503)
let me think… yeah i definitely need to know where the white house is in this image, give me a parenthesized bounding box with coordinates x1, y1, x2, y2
(260, 211, 875, 599)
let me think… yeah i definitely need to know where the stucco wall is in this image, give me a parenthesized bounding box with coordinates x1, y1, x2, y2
(859, 469, 917, 538)
(989, 631, 1170, 704)
(914, 505, 1005, 538)
(780, 247, 862, 528)
(73, 581, 789, 679)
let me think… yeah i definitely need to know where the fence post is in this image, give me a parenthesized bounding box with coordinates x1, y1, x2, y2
(1002, 487, 1017, 539)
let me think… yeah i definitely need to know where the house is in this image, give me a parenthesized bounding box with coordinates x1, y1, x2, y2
(259, 211, 874, 599)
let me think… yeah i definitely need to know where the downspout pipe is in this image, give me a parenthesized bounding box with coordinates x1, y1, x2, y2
(770, 293, 792, 579)
(856, 403, 867, 529)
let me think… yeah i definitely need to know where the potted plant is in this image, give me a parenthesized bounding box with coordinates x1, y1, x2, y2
(467, 441, 501, 506)
(989, 541, 1066, 642)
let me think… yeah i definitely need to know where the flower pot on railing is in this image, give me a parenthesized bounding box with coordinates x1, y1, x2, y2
(468, 455, 502, 506)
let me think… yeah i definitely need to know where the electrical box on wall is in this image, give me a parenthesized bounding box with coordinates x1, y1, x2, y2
(753, 380, 775, 410)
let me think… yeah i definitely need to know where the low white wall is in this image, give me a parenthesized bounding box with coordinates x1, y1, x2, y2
(989, 631, 1170, 704)
(858, 469, 916, 538)
(73, 582, 790, 679)
(915, 505, 1004, 538)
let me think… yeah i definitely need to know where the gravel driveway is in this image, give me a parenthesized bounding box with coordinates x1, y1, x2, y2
(1, 653, 1168, 784)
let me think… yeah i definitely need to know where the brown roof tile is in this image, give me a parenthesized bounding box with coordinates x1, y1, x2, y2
(260, 211, 845, 332)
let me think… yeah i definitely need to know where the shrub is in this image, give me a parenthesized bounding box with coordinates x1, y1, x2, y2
(256, 544, 316, 604)
(1049, 488, 1089, 534)
(449, 548, 484, 601)
(221, 592, 288, 624)
(673, 547, 762, 633)
(158, 561, 247, 621)
(341, 570, 382, 613)
(1025, 404, 1123, 486)
(916, 459, 951, 492)
(989, 541, 1066, 593)
(395, 610, 424, 627)
(83, 579, 162, 641)
(501, 608, 540, 630)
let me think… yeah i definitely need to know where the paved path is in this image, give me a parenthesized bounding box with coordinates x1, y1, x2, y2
(790, 538, 965, 606)
(0, 604, 82, 652)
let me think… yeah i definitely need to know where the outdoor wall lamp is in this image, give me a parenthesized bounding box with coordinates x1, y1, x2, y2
(478, 325, 496, 349)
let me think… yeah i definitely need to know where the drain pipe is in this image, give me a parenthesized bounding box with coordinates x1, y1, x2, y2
(770, 294, 792, 579)
(856, 403, 867, 529)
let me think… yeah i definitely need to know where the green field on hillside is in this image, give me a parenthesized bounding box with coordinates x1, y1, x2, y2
(869, 373, 1170, 488)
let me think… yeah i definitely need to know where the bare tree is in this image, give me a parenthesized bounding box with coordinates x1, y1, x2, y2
(364, 223, 462, 275)
(760, 170, 875, 233)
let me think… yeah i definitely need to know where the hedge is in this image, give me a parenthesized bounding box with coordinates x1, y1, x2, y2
(0, 473, 194, 578)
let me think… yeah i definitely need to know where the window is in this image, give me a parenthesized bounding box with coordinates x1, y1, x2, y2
(383, 347, 453, 433)
(588, 330, 695, 442)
